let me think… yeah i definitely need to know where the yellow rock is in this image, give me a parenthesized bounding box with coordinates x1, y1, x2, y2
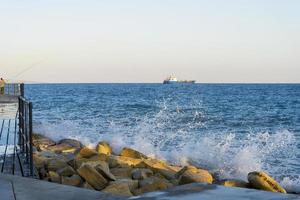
(102, 182, 133, 197)
(48, 171, 61, 183)
(110, 168, 133, 179)
(96, 141, 112, 155)
(133, 177, 172, 195)
(57, 165, 76, 177)
(178, 166, 213, 185)
(77, 163, 108, 190)
(61, 175, 82, 187)
(32, 133, 56, 151)
(79, 147, 98, 158)
(108, 155, 145, 168)
(113, 179, 139, 193)
(248, 171, 286, 193)
(142, 158, 178, 180)
(73, 154, 107, 169)
(47, 159, 68, 171)
(120, 147, 147, 159)
(218, 179, 249, 188)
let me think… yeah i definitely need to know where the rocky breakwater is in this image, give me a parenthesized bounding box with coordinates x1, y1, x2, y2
(32, 133, 288, 197)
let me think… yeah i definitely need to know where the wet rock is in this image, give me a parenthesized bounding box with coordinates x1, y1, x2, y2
(177, 166, 213, 185)
(248, 171, 286, 193)
(61, 175, 82, 187)
(120, 147, 148, 159)
(58, 139, 83, 149)
(33, 154, 50, 169)
(32, 133, 56, 151)
(108, 155, 145, 168)
(217, 179, 250, 188)
(48, 171, 61, 183)
(102, 181, 133, 197)
(79, 147, 98, 158)
(131, 168, 153, 180)
(96, 141, 112, 155)
(134, 177, 172, 195)
(77, 163, 108, 190)
(57, 165, 76, 177)
(110, 168, 133, 179)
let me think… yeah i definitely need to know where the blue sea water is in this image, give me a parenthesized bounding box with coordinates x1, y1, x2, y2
(25, 83, 300, 192)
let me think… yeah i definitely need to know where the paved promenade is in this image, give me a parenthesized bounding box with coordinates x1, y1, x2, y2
(1, 173, 299, 200)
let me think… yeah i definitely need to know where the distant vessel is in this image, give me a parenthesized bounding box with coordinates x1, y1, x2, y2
(163, 76, 196, 84)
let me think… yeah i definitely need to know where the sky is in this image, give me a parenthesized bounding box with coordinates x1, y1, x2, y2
(0, 0, 299, 83)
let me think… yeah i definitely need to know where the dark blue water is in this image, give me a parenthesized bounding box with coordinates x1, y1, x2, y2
(26, 84, 300, 191)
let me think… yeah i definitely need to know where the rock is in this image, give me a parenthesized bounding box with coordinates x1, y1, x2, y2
(73, 154, 107, 169)
(77, 163, 108, 190)
(120, 147, 147, 159)
(48, 171, 61, 183)
(47, 139, 83, 154)
(217, 179, 249, 188)
(79, 147, 98, 158)
(33, 154, 50, 169)
(134, 177, 172, 195)
(131, 168, 153, 180)
(142, 158, 178, 180)
(248, 171, 286, 193)
(32, 133, 56, 151)
(61, 175, 82, 187)
(96, 141, 112, 155)
(113, 179, 138, 192)
(108, 155, 145, 168)
(38, 167, 48, 179)
(110, 168, 133, 179)
(57, 165, 76, 177)
(47, 159, 68, 171)
(178, 166, 213, 185)
(102, 182, 133, 197)
(94, 161, 116, 181)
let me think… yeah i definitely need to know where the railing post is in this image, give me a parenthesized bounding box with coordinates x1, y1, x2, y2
(29, 102, 33, 177)
(20, 83, 24, 97)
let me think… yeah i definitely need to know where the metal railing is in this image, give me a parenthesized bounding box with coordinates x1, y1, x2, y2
(18, 96, 34, 177)
(2, 83, 24, 96)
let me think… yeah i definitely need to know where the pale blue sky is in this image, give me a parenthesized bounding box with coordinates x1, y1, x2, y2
(1, 0, 299, 83)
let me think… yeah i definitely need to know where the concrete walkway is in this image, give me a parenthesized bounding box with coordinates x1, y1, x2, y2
(1, 174, 299, 200)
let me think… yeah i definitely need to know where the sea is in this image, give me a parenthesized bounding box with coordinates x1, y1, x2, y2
(25, 83, 300, 192)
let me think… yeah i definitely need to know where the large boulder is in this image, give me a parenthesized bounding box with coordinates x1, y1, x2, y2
(108, 155, 145, 168)
(177, 166, 213, 185)
(96, 141, 112, 155)
(61, 175, 82, 187)
(110, 168, 133, 179)
(79, 147, 98, 158)
(120, 147, 148, 159)
(131, 168, 153, 180)
(94, 161, 116, 181)
(77, 163, 108, 190)
(102, 182, 133, 197)
(133, 177, 172, 195)
(248, 171, 286, 193)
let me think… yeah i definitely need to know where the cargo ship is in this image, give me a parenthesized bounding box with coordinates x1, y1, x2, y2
(163, 76, 196, 84)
